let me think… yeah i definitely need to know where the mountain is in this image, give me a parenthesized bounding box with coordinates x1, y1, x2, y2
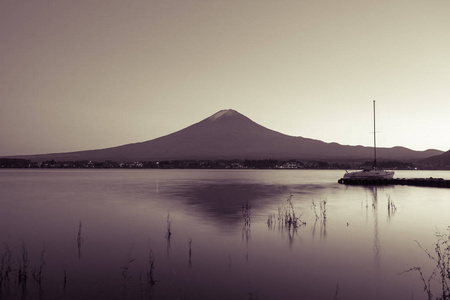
(7, 109, 443, 162)
(420, 149, 450, 166)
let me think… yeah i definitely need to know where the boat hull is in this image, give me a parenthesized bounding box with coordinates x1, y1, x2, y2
(343, 170, 395, 180)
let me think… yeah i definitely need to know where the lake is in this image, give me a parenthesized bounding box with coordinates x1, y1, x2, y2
(0, 169, 449, 300)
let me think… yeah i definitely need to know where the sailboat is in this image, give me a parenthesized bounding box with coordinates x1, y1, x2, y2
(343, 101, 395, 180)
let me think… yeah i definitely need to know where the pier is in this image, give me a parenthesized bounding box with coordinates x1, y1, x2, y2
(338, 177, 450, 188)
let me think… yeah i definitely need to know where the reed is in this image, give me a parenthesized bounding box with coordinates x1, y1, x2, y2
(266, 213, 275, 228)
(319, 199, 327, 221)
(284, 195, 306, 229)
(188, 239, 192, 267)
(267, 195, 306, 234)
(63, 269, 67, 291)
(77, 220, 84, 259)
(147, 248, 156, 286)
(121, 258, 135, 281)
(0, 245, 12, 289)
(332, 282, 339, 300)
(311, 200, 319, 220)
(121, 254, 136, 298)
(401, 228, 450, 300)
(165, 213, 172, 240)
(18, 242, 29, 287)
(165, 213, 172, 257)
(267, 212, 278, 232)
(242, 202, 252, 245)
(386, 194, 396, 213)
(32, 245, 46, 287)
(242, 202, 251, 227)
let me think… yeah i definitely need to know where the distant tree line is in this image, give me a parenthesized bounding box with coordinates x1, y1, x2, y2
(2, 158, 447, 169)
(0, 158, 31, 168)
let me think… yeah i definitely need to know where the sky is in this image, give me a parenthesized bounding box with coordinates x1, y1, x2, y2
(1, 0, 450, 156)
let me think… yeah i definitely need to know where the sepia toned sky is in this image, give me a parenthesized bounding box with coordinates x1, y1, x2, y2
(1, 0, 450, 156)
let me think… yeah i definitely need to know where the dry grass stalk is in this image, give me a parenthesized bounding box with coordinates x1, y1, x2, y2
(401, 228, 450, 300)
(165, 213, 172, 240)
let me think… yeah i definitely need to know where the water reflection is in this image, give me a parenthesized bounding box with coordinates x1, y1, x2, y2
(165, 213, 172, 257)
(311, 218, 327, 241)
(361, 185, 401, 270)
(188, 239, 192, 268)
(361, 186, 381, 268)
(166, 182, 292, 225)
(241, 202, 251, 259)
(386, 193, 397, 222)
(77, 220, 84, 259)
(1, 170, 449, 300)
(371, 187, 380, 268)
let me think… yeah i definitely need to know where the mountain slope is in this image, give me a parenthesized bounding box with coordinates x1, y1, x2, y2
(420, 149, 450, 165)
(8, 109, 443, 162)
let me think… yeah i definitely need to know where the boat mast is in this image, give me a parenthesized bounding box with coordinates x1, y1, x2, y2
(373, 100, 377, 169)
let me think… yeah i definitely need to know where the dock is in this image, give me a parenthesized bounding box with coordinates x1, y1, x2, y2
(338, 177, 450, 188)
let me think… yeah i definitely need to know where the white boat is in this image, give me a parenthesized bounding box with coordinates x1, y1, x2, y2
(343, 101, 395, 180)
(343, 168, 394, 180)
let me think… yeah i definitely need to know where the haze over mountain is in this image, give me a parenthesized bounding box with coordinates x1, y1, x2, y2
(7, 109, 443, 162)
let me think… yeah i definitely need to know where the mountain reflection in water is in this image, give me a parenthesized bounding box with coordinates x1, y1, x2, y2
(168, 182, 290, 222)
(161, 176, 339, 227)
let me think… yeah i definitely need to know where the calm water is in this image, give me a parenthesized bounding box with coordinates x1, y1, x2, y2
(0, 169, 449, 300)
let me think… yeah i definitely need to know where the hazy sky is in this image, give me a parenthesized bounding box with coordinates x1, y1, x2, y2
(1, 0, 449, 156)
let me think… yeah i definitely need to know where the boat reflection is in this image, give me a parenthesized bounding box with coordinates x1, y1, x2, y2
(370, 186, 381, 268)
(362, 185, 396, 269)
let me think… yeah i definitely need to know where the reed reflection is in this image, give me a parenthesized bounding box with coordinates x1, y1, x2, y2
(77, 220, 84, 259)
(165, 212, 172, 257)
(386, 193, 397, 222)
(242, 202, 251, 262)
(310, 199, 327, 241)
